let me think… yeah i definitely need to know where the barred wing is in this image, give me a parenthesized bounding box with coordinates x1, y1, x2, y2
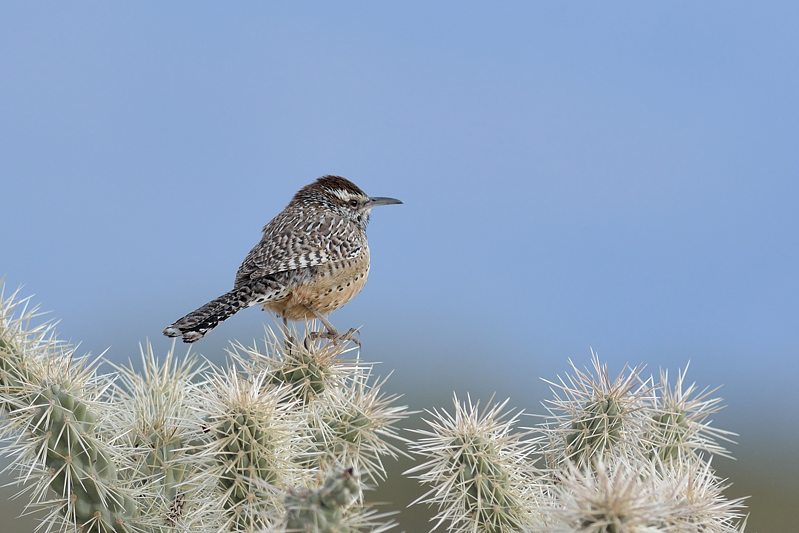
(235, 210, 364, 285)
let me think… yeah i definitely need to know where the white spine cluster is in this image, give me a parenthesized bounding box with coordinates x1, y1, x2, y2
(406, 396, 542, 532)
(409, 353, 747, 532)
(0, 286, 747, 532)
(0, 287, 406, 532)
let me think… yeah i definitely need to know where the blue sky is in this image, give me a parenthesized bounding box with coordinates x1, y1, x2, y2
(1, 2, 798, 527)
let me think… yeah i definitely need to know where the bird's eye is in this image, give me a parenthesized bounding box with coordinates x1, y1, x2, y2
(349, 199, 358, 207)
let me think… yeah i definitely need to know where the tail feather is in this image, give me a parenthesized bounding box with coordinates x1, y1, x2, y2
(163, 286, 253, 343)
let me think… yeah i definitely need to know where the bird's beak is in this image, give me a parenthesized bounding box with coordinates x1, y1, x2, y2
(368, 196, 403, 207)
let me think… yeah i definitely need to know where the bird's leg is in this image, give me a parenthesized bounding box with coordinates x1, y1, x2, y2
(303, 307, 360, 348)
(278, 314, 296, 353)
(314, 312, 339, 337)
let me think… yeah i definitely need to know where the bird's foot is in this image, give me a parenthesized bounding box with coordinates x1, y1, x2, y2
(304, 326, 361, 350)
(336, 327, 361, 347)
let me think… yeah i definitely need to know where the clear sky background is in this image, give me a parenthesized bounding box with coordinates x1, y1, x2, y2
(2, 2, 797, 531)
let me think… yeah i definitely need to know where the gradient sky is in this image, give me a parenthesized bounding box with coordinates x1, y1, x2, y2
(2, 2, 798, 521)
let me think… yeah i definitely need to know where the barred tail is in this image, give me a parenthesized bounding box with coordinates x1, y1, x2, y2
(163, 286, 253, 343)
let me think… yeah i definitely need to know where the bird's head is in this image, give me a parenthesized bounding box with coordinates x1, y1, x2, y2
(294, 175, 402, 227)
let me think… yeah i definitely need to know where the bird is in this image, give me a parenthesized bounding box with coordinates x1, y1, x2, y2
(163, 175, 402, 343)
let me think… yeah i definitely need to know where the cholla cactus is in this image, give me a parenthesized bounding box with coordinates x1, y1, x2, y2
(231, 331, 362, 405)
(284, 467, 395, 533)
(406, 395, 542, 532)
(644, 365, 735, 463)
(110, 343, 216, 531)
(231, 333, 408, 483)
(545, 458, 670, 532)
(0, 285, 748, 532)
(539, 353, 651, 468)
(658, 458, 746, 531)
(306, 370, 408, 483)
(190, 367, 308, 531)
(0, 286, 403, 532)
(0, 287, 140, 532)
(409, 354, 747, 532)
(544, 457, 745, 532)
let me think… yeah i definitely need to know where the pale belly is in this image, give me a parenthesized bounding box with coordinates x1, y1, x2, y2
(265, 252, 370, 320)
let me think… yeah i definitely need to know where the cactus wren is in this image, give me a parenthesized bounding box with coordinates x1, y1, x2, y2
(163, 175, 401, 343)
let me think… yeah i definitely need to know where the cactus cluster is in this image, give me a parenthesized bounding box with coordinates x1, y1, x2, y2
(0, 286, 746, 532)
(407, 354, 746, 531)
(0, 287, 405, 532)
(406, 396, 541, 532)
(284, 467, 394, 533)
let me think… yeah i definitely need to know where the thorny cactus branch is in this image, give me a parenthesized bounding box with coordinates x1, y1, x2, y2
(409, 353, 747, 532)
(539, 354, 652, 468)
(110, 344, 214, 530)
(0, 287, 404, 532)
(192, 367, 309, 531)
(284, 467, 395, 533)
(644, 365, 736, 463)
(230, 332, 410, 484)
(545, 456, 746, 532)
(406, 395, 542, 532)
(0, 287, 139, 532)
(0, 285, 746, 532)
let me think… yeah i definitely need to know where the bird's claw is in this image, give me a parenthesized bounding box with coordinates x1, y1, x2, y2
(304, 327, 361, 350)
